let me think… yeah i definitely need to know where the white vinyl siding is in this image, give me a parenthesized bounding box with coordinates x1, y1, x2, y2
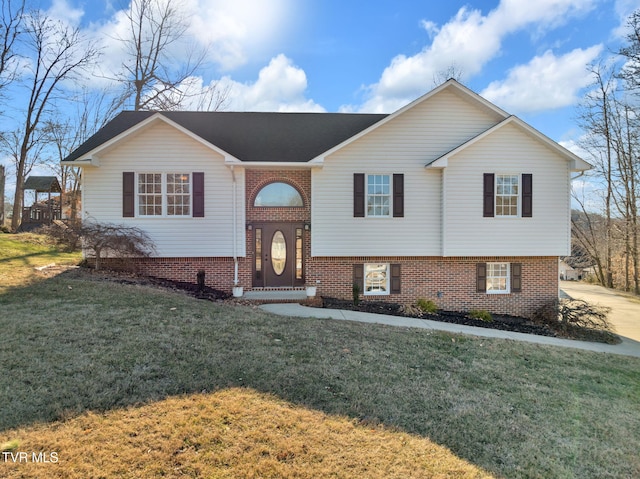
(82, 121, 246, 257)
(312, 88, 503, 257)
(443, 123, 571, 256)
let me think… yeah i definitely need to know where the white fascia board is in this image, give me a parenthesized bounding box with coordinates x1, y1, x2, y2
(310, 79, 510, 163)
(61, 158, 100, 167)
(85, 113, 242, 164)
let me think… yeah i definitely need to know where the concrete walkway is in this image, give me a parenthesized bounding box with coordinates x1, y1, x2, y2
(259, 303, 640, 358)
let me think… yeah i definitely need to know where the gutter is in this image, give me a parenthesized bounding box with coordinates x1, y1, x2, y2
(230, 165, 239, 286)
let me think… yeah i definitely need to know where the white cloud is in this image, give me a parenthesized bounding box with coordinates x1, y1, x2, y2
(354, 0, 598, 113)
(221, 54, 324, 112)
(187, 0, 294, 70)
(175, 55, 324, 112)
(481, 46, 603, 113)
(46, 0, 84, 26)
(85, 0, 296, 86)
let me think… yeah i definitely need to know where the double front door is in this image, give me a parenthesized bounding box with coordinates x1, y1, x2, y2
(253, 223, 305, 288)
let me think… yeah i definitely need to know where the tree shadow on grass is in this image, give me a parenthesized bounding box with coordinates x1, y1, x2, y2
(1, 269, 639, 478)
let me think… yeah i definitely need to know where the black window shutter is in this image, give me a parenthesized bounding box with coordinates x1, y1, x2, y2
(123, 172, 135, 217)
(193, 172, 205, 217)
(353, 264, 364, 293)
(390, 264, 401, 294)
(522, 174, 532, 218)
(476, 263, 487, 293)
(483, 173, 495, 217)
(354, 174, 365, 217)
(393, 174, 404, 217)
(511, 263, 522, 292)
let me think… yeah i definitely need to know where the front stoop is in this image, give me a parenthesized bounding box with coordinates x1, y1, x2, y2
(237, 288, 322, 306)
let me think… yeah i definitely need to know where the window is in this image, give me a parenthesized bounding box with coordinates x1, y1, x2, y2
(138, 173, 162, 216)
(354, 174, 403, 218)
(496, 175, 519, 217)
(477, 262, 521, 294)
(166, 174, 190, 216)
(367, 175, 390, 217)
(364, 263, 389, 295)
(254, 182, 303, 207)
(484, 173, 532, 218)
(486, 262, 510, 294)
(137, 173, 191, 217)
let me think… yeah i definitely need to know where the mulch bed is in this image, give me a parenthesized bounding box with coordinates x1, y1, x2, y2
(51, 267, 618, 344)
(321, 297, 557, 337)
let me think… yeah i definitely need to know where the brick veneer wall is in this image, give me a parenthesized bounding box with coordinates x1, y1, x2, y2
(306, 256, 559, 318)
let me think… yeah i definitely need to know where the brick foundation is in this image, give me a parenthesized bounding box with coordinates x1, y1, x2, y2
(307, 256, 558, 318)
(102, 254, 558, 318)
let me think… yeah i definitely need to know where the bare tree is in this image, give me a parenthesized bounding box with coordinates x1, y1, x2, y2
(44, 89, 121, 223)
(7, 10, 100, 231)
(112, 0, 223, 111)
(0, 0, 24, 96)
(433, 64, 464, 86)
(575, 63, 618, 288)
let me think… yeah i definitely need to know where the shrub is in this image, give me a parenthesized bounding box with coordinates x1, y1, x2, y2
(352, 283, 361, 306)
(41, 219, 156, 271)
(416, 298, 438, 314)
(469, 309, 493, 322)
(38, 220, 82, 251)
(532, 298, 612, 332)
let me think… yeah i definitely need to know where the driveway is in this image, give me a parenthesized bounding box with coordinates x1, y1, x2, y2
(560, 281, 640, 343)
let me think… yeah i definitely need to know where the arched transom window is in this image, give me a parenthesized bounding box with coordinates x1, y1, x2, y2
(254, 182, 303, 207)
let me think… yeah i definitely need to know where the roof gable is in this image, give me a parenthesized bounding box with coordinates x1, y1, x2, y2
(309, 79, 510, 164)
(427, 116, 592, 171)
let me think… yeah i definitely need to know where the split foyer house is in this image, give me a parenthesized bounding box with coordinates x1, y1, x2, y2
(62, 80, 591, 317)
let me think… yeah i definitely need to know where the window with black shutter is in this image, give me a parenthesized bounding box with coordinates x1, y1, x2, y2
(476, 263, 487, 292)
(483, 173, 495, 217)
(353, 173, 365, 217)
(522, 174, 532, 218)
(393, 174, 404, 217)
(123, 172, 135, 217)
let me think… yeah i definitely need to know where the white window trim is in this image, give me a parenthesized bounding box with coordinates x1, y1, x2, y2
(495, 174, 520, 218)
(486, 262, 510, 294)
(366, 174, 392, 218)
(364, 263, 390, 295)
(136, 172, 192, 218)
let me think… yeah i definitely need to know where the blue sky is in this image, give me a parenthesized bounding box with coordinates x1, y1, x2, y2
(4, 0, 640, 160)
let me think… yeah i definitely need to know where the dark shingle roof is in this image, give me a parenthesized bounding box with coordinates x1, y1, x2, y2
(23, 176, 62, 192)
(63, 111, 388, 163)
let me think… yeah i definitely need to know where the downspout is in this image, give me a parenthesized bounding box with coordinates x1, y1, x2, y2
(230, 165, 238, 286)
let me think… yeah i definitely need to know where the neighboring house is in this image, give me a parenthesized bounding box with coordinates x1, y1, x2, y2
(559, 259, 583, 281)
(62, 80, 591, 317)
(19, 176, 62, 231)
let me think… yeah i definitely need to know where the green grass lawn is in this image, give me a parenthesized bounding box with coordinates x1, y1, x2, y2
(0, 234, 639, 478)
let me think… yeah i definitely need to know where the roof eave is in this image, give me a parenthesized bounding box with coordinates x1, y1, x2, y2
(61, 157, 100, 167)
(228, 161, 319, 169)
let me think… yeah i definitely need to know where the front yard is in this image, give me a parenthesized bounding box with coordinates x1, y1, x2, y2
(1, 234, 639, 478)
